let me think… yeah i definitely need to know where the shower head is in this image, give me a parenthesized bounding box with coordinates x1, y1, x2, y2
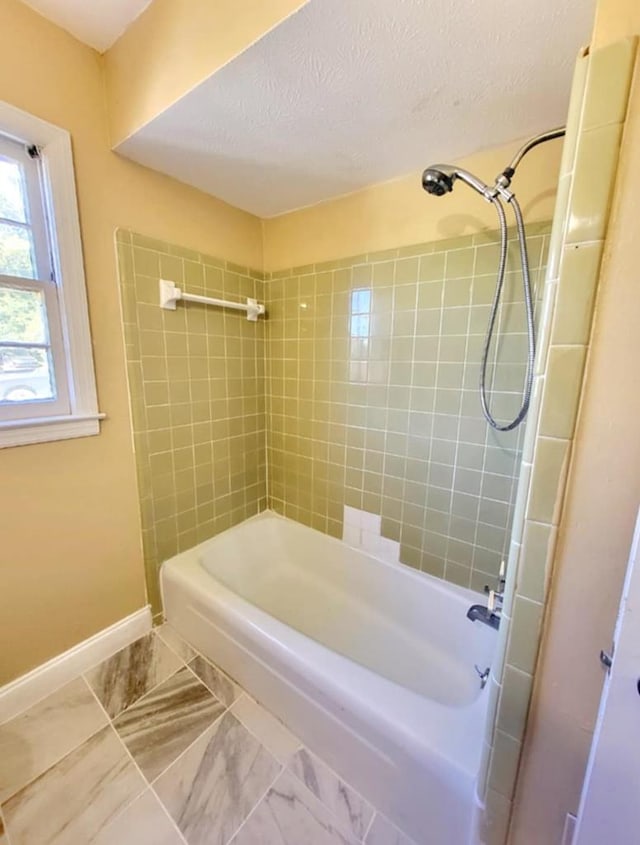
(421, 165, 456, 196)
(422, 164, 493, 200)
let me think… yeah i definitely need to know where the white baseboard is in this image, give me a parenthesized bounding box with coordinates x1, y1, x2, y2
(0, 606, 152, 723)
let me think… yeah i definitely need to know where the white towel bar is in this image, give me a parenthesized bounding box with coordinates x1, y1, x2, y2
(159, 279, 265, 321)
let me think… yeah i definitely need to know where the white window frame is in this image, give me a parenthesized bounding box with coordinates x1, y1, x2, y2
(0, 100, 103, 448)
(0, 137, 71, 422)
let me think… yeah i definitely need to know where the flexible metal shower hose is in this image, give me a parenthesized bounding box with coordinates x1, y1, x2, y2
(479, 195, 536, 431)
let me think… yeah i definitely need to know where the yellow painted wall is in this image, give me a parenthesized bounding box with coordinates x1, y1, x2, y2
(592, 0, 640, 48)
(105, 0, 309, 146)
(262, 139, 562, 271)
(511, 5, 640, 842)
(0, 0, 262, 685)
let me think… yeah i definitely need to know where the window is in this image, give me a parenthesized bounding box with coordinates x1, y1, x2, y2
(0, 101, 101, 447)
(349, 287, 372, 383)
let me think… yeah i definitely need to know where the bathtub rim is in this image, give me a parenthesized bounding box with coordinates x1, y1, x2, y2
(167, 508, 490, 609)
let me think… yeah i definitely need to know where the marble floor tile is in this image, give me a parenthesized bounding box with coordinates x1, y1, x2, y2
(288, 748, 374, 840)
(113, 665, 225, 781)
(188, 654, 241, 706)
(230, 769, 359, 845)
(154, 710, 281, 845)
(156, 624, 197, 663)
(364, 813, 418, 845)
(231, 695, 301, 765)
(2, 725, 146, 845)
(0, 677, 108, 803)
(84, 632, 183, 718)
(93, 788, 186, 845)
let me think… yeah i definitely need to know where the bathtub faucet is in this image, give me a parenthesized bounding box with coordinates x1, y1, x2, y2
(466, 603, 501, 630)
(466, 565, 505, 630)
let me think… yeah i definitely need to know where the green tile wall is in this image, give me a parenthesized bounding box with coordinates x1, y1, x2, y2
(116, 230, 267, 615)
(116, 223, 551, 614)
(265, 222, 551, 592)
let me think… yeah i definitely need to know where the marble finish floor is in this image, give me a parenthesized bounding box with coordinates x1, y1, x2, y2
(0, 626, 418, 845)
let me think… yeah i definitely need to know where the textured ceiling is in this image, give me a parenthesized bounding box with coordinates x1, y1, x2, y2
(22, 0, 151, 51)
(118, 0, 595, 217)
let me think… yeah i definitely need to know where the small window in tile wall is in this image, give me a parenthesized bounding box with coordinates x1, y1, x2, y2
(349, 287, 372, 383)
(0, 102, 101, 447)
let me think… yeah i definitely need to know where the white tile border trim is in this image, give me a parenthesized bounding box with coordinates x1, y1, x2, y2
(0, 606, 151, 723)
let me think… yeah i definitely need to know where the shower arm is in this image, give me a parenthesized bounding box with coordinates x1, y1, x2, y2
(495, 126, 566, 191)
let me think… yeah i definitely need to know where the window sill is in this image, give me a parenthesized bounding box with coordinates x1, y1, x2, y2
(0, 412, 106, 448)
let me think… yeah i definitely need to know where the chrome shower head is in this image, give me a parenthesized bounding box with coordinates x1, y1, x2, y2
(422, 164, 493, 199)
(421, 165, 456, 196)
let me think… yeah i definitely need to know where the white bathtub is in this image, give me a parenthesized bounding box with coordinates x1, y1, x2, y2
(161, 511, 497, 844)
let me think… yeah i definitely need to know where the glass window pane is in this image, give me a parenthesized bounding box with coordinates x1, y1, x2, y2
(351, 289, 372, 314)
(0, 155, 28, 222)
(0, 284, 48, 343)
(0, 345, 55, 403)
(350, 314, 370, 338)
(0, 223, 37, 279)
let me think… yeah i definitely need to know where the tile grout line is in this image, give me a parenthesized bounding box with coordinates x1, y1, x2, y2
(163, 619, 255, 691)
(428, 257, 448, 575)
(144, 787, 190, 845)
(80, 631, 185, 723)
(289, 745, 375, 825)
(229, 693, 303, 761)
(160, 635, 377, 841)
(222, 764, 285, 845)
(468, 237, 488, 589)
(148, 705, 229, 788)
(156, 623, 244, 696)
(228, 685, 375, 844)
(362, 809, 377, 843)
(63, 680, 151, 837)
(0, 676, 112, 809)
(154, 625, 198, 664)
(95, 635, 233, 790)
(450, 245, 476, 587)
(280, 759, 369, 845)
(83, 680, 189, 845)
(368, 811, 420, 845)
(180, 656, 226, 711)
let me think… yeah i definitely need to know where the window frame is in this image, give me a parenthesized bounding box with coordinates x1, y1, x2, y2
(0, 100, 102, 448)
(0, 274, 71, 420)
(0, 136, 70, 421)
(0, 134, 51, 275)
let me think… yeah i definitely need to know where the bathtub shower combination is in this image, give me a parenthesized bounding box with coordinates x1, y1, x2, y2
(160, 128, 564, 844)
(162, 512, 496, 844)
